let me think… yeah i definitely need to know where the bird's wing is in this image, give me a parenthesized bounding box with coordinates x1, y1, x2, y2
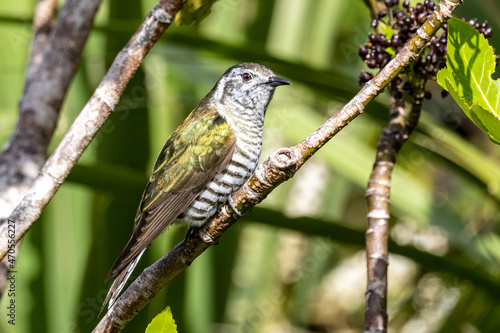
(106, 109, 236, 281)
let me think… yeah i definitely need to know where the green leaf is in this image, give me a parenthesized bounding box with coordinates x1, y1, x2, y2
(385, 46, 396, 57)
(381, 23, 394, 40)
(437, 18, 500, 144)
(145, 307, 178, 333)
(380, 23, 396, 56)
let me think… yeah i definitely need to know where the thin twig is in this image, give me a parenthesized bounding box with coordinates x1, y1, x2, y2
(93, 1, 463, 331)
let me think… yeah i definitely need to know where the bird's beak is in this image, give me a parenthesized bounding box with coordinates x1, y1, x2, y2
(266, 76, 291, 87)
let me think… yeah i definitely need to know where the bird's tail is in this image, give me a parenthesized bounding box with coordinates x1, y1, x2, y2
(99, 249, 145, 316)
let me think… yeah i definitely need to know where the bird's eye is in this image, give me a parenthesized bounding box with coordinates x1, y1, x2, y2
(242, 72, 253, 82)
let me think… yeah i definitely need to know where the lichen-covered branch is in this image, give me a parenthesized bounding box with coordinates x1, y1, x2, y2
(0, 0, 187, 259)
(93, 1, 463, 331)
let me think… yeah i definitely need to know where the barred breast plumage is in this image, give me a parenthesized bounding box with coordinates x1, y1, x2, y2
(180, 116, 264, 226)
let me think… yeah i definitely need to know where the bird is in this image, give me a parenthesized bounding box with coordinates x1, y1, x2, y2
(101, 62, 290, 313)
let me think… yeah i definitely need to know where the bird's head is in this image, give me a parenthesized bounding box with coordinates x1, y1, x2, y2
(211, 62, 290, 112)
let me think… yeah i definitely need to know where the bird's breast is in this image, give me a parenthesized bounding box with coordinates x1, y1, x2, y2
(179, 132, 263, 227)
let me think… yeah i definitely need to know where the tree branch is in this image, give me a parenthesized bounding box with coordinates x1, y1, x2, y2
(360, 3, 463, 333)
(0, 0, 102, 221)
(93, 1, 463, 331)
(0, 0, 101, 298)
(364, 76, 425, 333)
(0, 0, 187, 259)
(30, 0, 58, 72)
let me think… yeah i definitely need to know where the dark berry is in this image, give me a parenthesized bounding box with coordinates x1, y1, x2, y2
(441, 90, 449, 98)
(359, 47, 369, 58)
(360, 0, 496, 97)
(379, 34, 387, 45)
(359, 72, 374, 86)
(367, 59, 378, 68)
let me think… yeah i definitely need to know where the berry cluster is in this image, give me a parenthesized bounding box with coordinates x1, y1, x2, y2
(358, 0, 497, 99)
(359, 0, 438, 74)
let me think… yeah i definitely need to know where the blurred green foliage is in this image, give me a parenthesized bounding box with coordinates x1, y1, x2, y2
(1, 0, 500, 332)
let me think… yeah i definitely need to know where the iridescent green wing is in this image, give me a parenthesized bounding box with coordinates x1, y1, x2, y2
(106, 106, 235, 280)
